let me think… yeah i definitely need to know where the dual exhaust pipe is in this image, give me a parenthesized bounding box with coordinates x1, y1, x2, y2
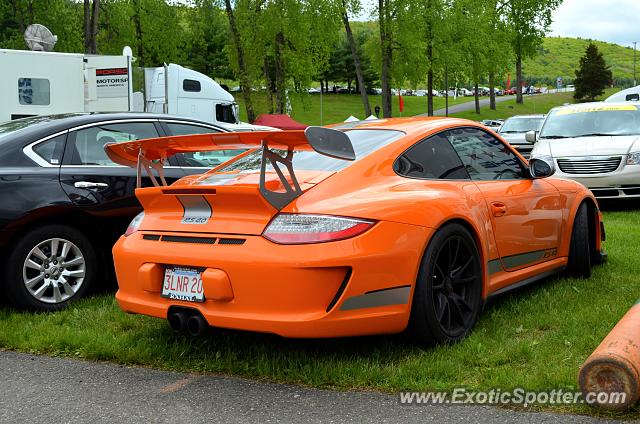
(167, 310, 208, 336)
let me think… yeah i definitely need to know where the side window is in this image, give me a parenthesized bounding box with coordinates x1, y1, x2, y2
(394, 133, 469, 180)
(165, 123, 220, 136)
(183, 79, 201, 92)
(18, 78, 50, 105)
(215, 104, 237, 124)
(445, 127, 526, 180)
(33, 133, 66, 165)
(166, 122, 245, 168)
(70, 122, 159, 165)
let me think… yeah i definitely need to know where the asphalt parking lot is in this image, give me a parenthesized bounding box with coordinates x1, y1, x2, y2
(0, 350, 620, 424)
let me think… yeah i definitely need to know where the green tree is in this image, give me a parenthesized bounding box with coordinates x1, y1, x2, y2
(83, 0, 99, 54)
(0, 0, 83, 51)
(341, 0, 371, 117)
(411, 0, 451, 116)
(259, 0, 340, 114)
(574, 43, 612, 101)
(484, 0, 511, 110)
(185, 1, 232, 80)
(500, 0, 562, 104)
(130, 0, 186, 67)
(223, 0, 259, 122)
(376, 0, 417, 117)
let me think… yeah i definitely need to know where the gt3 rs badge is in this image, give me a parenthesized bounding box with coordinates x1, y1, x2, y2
(177, 195, 212, 225)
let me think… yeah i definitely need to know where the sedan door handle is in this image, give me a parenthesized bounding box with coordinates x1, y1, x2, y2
(74, 181, 109, 189)
(491, 202, 507, 217)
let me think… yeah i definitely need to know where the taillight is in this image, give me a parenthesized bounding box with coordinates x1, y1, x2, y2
(263, 214, 375, 244)
(125, 212, 145, 236)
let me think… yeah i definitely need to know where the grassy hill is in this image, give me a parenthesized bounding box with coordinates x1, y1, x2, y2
(522, 37, 637, 85)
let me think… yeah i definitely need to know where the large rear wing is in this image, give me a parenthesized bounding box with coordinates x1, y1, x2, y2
(104, 127, 355, 210)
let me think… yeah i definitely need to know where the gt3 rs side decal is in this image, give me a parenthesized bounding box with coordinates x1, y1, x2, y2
(339, 285, 411, 311)
(488, 247, 558, 275)
(176, 195, 212, 225)
(488, 260, 502, 275)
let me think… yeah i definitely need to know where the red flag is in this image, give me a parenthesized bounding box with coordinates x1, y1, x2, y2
(506, 74, 511, 90)
(398, 91, 404, 113)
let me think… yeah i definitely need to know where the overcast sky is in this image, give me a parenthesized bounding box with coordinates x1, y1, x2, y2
(549, 0, 640, 47)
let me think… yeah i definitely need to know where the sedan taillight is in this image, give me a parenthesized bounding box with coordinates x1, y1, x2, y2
(263, 214, 375, 244)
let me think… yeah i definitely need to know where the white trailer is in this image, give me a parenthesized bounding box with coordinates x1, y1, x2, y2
(605, 85, 640, 103)
(0, 48, 245, 128)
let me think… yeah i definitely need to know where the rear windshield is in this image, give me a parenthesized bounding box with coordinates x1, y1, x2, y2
(0, 114, 83, 142)
(540, 105, 640, 138)
(0, 116, 47, 141)
(215, 129, 404, 173)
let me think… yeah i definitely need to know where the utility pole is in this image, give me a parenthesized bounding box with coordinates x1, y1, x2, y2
(634, 41, 637, 86)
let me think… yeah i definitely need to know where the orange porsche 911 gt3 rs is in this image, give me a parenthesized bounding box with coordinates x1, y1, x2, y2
(107, 117, 605, 344)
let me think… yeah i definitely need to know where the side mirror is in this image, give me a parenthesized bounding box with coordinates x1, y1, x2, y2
(529, 156, 556, 179)
(525, 130, 537, 143)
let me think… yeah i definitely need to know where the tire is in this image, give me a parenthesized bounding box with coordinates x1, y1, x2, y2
(3, 225, 98, 311)
(566, 202, 591, 278)
(407, 223, 483, 345)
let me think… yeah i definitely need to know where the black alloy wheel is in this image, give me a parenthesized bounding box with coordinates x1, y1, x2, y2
(407, 223, 483, 344)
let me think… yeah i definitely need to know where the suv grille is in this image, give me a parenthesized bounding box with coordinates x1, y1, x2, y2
(557, 157, 621, 174)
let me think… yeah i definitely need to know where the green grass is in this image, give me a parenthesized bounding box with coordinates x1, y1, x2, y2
(450, 91, 576, 121)
(238, 88, 620, 126)
(1, 208, 639, 418)
(237, 92, 472, 126)
(450, 88, 618, 121)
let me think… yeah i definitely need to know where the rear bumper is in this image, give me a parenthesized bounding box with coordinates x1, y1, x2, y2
(113, 221, 432, 338)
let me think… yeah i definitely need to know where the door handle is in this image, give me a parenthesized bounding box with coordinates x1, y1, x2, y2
(74, 181, 109, 189)
(491, 202, 507, 217)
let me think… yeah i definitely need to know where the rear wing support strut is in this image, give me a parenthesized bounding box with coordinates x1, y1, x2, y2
(136, 149, 167, 188)
(259, 143, 302, 210)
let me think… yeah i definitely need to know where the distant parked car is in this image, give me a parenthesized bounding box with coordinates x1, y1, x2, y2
(0, 113, 246, 311)
(458, 88, 473, 97)
(480, 119, 504, 130)
(497, 114, 545, 158)
(530, 102, 640, 199)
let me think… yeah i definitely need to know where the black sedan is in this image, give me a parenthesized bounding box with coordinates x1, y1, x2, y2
(0, 113, 240, 311)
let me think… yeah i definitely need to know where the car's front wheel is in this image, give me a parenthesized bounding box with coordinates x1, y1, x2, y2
(3, 225, 97, 311)
(407, 223, 483, 345)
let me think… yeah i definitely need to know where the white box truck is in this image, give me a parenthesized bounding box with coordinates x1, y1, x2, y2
(0, 47, 251, 129)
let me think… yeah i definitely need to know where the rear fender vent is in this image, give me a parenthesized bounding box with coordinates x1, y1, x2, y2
(218, 238, 246, 245)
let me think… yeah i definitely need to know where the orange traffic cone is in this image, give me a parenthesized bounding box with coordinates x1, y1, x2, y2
(579, 300, 640, 410)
